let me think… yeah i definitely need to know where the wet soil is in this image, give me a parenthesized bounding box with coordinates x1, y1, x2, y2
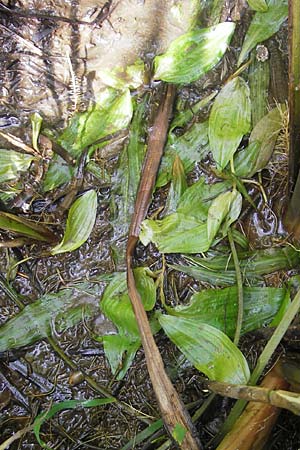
(0, 1, 300, 449)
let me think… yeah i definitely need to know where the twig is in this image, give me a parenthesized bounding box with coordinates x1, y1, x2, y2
(126, 84, 202, 449)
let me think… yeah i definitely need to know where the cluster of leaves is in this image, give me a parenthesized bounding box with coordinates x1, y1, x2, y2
(0, 0, 292, 445)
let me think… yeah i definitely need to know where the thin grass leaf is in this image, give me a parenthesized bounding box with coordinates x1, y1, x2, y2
(0, 149, 35, 183)
(209, 77, 251, 170)
(159, 315, 250, 384)
(154, 22, 235, 84)
(0, 211, 56, 242)
(238, 0, 288, 66)
(247, 0, 268, 11)
(121, 419, 163, 450)
(169, 286, 289, 338)
(51, 190, 97, 255)
(33, 397, 115, 449)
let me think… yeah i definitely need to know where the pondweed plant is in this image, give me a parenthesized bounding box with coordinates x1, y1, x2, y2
(0, 1, 294, 448)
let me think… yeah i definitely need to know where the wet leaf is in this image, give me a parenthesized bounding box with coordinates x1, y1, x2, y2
(158, 314, 250, 384)
(169, 286, 289, 338)
(98, 59, 145, 90)
(164, 156, 187, 216)
(154, 22, 235, 84)
(140, 214, 210, 254)
(238, 0, 288, 66)
(207, 190, 242, 242)
(51, 190, 97, 255)
(209, 77, 251, 170)
(247, 0, 268, 12)
(0, 149, 35, 183)
(100, 269, 159, 379)
(248, 53, 270, 126)
(0, 211, 56, 242)
(33, 397, 115, 449)
(157, 121, 210, 187)
(30, 112, 43, 151)
(43, 88, 133, 191)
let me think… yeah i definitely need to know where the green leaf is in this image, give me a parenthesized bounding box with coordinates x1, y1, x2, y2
(0, 211, 56, 242)
(33, 397, 115, 449)
(159, 315, 250, 384)
(157, 121, 210, 187)
(164, 156, 187, 216)
(30, 112, 43, 151)
(207, 190, 242, 242)
(172, 423, 187, 445)
(51, 190, 97, 255)
(247, 0, 268, 11)
(238, 0, 288, 66)
(140, 214, 210, 254)
(169, 286, 289, 338)
(0, 149, 35, 183)
(154, 22, 235, 84)
(209, 77, 251, 170)
(98, 59, 145, 90)
(100, 269, 158, 379)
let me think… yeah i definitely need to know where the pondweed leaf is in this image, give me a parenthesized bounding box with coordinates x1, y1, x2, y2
(238, 0, 288, 66)
(154, 22, 235, 84)
(169, 286, 289, 338)
(209, 77, 251, 170)
(51, 190, 97, 255)
(158, 315, 250, 384)
(34, 397, 115, 449)
(0, 211, 56, 242)
(207, 189, 241, 243)
(0, 149, 35, 183)
(247, 0, 268, 11)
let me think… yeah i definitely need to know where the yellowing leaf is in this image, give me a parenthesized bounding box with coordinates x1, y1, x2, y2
(209, 77, 251, 170)
(154, 22, 235, 84)
(51, 190, 97, 255)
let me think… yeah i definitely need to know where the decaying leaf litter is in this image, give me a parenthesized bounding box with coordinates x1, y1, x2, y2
(0, 0, 299, 448)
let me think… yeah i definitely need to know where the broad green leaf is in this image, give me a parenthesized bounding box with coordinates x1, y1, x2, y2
(0, 211, 56, 242)
(247, 0, 268, 11)
(171, 246, 300, 286)
(207, 190, 241, 242)
(221, 190, 243, 235)
(209, 77, 251, 170)
(154, 22, 235, 84)
(172, 423, 187, 445)
(30, 112, 43, 151)
(238, 0, 288, 66)
(43, 88, 133, 191)
(164, 156, 187, 216)
(98, 59, 145, 90)
(140, 214, 210, 254)
(33, 397, 115, 449)
(0, 149, 35, 183)
(51, 190, 97, 255)
(157, 121, 210, 187)
(169, 286, 289, 338)
(100, 269, 158, 379)
(248, 53, 270, 126)
(159, 315, 250, 384)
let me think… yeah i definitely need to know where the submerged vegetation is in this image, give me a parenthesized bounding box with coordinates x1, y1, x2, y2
(0, 0, 298, 448)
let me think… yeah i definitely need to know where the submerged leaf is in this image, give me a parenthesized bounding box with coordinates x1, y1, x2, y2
(51, 190, 97, 255)
(169, 286, 289, 338)
(159, 315, 250, 384)
(154, 22, 235, 84)
(0, 211, 56, 242)
(0, 149, 35, 183)
(209, 77, 251, 170)
(34, 397, 115, 449)
(98, 59, 145, 90)
(238, 0, 288, 66)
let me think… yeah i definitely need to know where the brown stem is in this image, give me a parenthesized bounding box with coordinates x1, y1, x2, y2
(126, 84, 202, 450)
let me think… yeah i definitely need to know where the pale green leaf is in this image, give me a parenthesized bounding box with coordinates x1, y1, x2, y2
(209, 77, 251, 170)
(98, 59, 145, 90)
(169, 286, 289, 338)
(51, 190, 97, 254)
(159, 315, 250, 384)
(154, 22, 235, 84)
(221, 190, 243, 235)
(207, 190, 240, 242)
(238, 0, 288, 66)
(0, 211, 56, 242)
(164, 156, 187, 216)
(0, 149, 35, 183)
(247, 0, 268, 12)
(31, 112, 43, 151)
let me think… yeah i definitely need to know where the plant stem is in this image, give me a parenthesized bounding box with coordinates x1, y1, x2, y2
(227, 227, 243, 345)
